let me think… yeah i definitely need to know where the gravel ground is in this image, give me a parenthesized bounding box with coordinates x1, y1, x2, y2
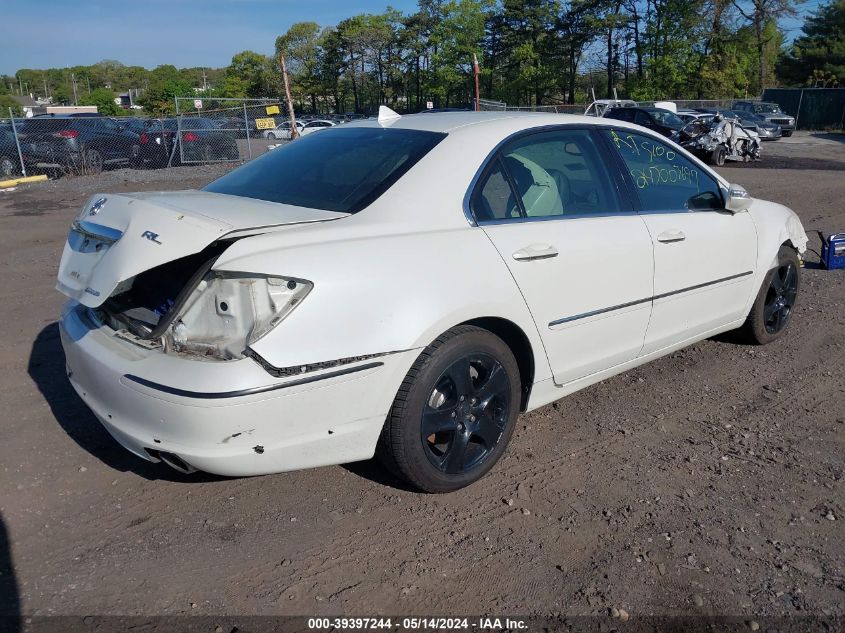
(0, 136, 842, 627)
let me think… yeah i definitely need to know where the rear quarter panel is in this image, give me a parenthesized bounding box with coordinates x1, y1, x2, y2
(213, 219, 553, 384)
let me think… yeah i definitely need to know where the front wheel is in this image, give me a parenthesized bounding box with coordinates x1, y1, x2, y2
(711, 145, 727, 166)
(740, 245, 800, 344)
(377, 326, 520, 493)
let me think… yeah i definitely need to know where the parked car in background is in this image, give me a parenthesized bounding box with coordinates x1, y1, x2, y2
(136, 117, 239, 167)
(676, 110, 710, 124)
(300, 119, 336, 136)
(262, 121, 303, 140)
(584, 99, 637, 117)
(733, 101, 794, 136)
(116, 118, 149, 134)
(0, 127, 22, 177)
(726, 110, 782, 140)
(57, 110, 807, 492)
(602, 106, 684, 139)
(18, 115, 140, 175)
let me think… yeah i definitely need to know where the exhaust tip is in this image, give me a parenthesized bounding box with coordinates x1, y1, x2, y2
(145, 448, 197, 474)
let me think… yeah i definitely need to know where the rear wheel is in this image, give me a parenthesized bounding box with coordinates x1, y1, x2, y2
(377, 326, 520, 493)
(740, 245, 800, 344)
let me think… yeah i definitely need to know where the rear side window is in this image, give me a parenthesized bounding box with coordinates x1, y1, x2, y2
(472, 128, 622, 221)
(603, 129, 723, 212)
(204, 127, 446, 213)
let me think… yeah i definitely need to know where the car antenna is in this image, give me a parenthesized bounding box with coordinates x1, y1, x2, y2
(378, 105, 402, 126)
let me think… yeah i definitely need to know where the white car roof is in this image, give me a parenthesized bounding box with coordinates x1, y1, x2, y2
(344, 110, 625, 135)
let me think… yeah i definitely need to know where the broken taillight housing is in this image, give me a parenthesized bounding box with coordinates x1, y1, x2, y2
(165, 273, 312, 360)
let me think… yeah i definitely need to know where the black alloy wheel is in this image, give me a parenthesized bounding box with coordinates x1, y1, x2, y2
(421, 353, 511, 475)
(763, 259, 798, 334)
(377, 325, 520, 493)
(740, 245, 801, 344)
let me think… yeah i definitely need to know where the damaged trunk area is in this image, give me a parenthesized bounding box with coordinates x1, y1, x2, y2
(94, 238, 313, 362)
(97, 241, 232, 349)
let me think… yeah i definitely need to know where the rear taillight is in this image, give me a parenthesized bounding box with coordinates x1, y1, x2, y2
(183, 132, 199, 142)
(139, 132, 149, 144)
(56, 130, 79, 138)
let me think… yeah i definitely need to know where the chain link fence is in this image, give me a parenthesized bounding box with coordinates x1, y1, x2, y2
(1, 97, 296, 181)
(478, 97, 745, 115)
(174, 97, 289, 165)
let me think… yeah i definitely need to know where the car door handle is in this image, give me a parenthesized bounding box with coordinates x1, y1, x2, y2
(512, 244, 559, 261)
(656, 230, 686, 243)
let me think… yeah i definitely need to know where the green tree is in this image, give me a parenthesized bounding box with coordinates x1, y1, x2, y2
(777, 0, 845, 86)
(0, 94, 22, 116)
(221, 51, 275, 97)
(79, 87, 121, 115)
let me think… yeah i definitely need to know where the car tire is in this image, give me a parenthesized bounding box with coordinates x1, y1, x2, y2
(711, 145, 727, 166)
(739, 245, 800, 345)
(82, 148, 103, 175)
(268, 133, 278, 140)
(377, 325, 520, 493)
(0, 156, 17, 177)
(782, 131, 792, 137)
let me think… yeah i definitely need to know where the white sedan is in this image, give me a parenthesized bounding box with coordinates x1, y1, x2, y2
(262, 120, 302, 140)
(57, 109, 808, 492)
(263, 119, 335, 140)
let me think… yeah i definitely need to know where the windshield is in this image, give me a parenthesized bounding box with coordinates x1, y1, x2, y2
(204, 127, 446, 213)
(651, 110, 684, 129)
(754, 103, 782, 114)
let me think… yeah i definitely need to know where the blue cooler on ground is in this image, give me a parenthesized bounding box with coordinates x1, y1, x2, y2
(821, 233, 845, 270)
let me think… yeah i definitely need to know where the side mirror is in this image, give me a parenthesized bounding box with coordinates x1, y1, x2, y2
(725, 183, 753, 213)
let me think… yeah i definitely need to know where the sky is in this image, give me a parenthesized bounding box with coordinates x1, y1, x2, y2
(0, 0, 825, 76)
(0, 0, 419, 75)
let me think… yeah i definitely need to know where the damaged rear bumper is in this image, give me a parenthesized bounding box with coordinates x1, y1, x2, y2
(59, 302, 418, 477)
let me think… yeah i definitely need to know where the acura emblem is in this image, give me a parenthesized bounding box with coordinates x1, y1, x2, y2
(88, 197, 107, 216)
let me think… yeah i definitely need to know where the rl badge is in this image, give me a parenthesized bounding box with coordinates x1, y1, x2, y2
(141, 230, 162, 244)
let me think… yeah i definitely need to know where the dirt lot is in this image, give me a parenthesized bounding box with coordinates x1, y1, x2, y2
(0, 133, 842, 627)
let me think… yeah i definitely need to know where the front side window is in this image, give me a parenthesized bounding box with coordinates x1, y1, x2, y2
(205, 127, 446, 213)
(602, 129, 723, 212)
(472, 128, 622, 221)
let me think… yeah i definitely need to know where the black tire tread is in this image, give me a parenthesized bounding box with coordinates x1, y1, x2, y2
(739, 245, 800, 344)
(376, 325, 517, 491)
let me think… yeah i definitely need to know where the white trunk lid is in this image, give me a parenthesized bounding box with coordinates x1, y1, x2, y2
(57, 190, 346, 308)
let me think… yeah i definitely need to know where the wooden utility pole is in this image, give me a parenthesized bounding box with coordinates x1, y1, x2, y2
(473, 54, 481, 111)
(278, 52, 298, 140)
